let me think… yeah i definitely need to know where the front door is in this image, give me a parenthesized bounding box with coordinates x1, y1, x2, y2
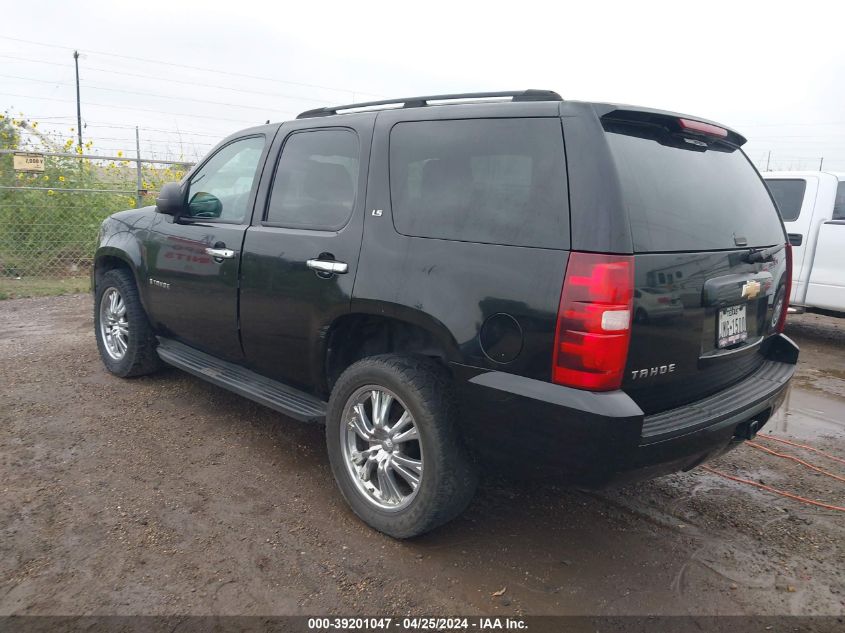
(145, 134, 271, 361)
(239, 115, 375, 392)
(765, 175, 818, 303)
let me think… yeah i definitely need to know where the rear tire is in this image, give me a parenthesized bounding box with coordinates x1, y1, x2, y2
(94, 268, 161, 378)
(326, 355, 478, 538)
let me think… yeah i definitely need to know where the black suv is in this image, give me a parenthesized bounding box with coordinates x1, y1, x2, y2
(93, 90, 798, 537)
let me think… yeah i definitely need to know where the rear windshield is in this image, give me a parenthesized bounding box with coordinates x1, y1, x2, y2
(604, 121, 785, 252)
(766, 179, 806, 221)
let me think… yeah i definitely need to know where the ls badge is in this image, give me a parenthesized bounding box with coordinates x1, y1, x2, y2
(741, 280, 761, 300)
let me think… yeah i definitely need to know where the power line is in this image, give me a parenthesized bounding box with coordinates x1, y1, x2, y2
(0, 55, 337, 105)
(26, 131, 214, 147)
(81, 65, 335, 105)
(56, 120, 226, 138)
(22, 118, 229, 139)
(0, 73, 302, 114)
(0, 91, 280, 125)
(0, 35, 383, 98)
(738, 121, 845, 127)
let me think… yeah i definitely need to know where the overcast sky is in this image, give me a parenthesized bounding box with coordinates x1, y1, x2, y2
(3, 0, 844, 170)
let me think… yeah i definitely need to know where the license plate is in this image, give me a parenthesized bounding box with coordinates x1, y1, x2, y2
(718, 304, 747, 348)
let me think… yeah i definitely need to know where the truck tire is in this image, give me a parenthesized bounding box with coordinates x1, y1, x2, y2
(326, 354, 478, 538)
(94, 268, 161, 378)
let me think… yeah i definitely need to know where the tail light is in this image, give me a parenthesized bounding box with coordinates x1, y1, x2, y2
(552, 252, 634, 391)
(775, 243, 792, 333)
(678, 118, 728, 138)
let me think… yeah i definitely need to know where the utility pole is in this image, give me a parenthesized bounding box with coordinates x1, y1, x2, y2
(819, 157, 824, 171)
(73, 50, 83, 150)
(766, 150, 771, 171)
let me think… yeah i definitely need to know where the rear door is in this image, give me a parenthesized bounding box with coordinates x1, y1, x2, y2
(238, 114, 375, 392)
(600, 113, 789, 414)
(764, 175, 818, 303)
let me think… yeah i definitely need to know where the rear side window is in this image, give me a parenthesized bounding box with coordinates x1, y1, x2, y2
(834, 181, 845, 220)
(604, 121, 785, 252)
(265, 129, 359, 230)
(766, 179, 806, 221)
(389, 118, 569, 248)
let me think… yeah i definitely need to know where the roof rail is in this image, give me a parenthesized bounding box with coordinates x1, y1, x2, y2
(296, 89, 562, 119)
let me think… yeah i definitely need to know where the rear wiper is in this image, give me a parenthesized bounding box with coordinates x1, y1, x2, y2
(744, 244, 784, 264)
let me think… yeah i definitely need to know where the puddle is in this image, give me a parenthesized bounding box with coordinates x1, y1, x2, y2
(766, 384, 845, 441)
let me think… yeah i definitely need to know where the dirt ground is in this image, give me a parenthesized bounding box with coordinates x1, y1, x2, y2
(1, 295, 843, 616)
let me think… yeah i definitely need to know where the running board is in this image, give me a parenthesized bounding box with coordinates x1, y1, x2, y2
(156, 338, 327, 423)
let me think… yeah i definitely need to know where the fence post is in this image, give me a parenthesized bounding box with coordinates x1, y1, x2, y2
(135, 126, 143, 209)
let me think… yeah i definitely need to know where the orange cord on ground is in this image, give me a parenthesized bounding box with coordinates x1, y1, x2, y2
(700, 465, 845, 513)
(746, 441, 845, 483)
(758, 434, 845, 466)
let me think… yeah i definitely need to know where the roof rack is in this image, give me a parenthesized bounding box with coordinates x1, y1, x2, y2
(296, 89, 563, 119)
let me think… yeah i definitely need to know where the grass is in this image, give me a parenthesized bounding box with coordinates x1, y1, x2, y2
(0, 276, 89, 300)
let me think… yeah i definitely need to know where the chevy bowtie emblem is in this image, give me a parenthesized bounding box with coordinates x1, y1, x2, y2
(741, 280, 761, 300)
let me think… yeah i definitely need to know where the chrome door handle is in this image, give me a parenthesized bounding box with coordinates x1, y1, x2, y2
(204, 247, 236, 259)
(306, 259, 348, 274)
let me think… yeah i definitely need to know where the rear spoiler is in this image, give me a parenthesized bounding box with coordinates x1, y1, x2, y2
(595, 105, 747, 147)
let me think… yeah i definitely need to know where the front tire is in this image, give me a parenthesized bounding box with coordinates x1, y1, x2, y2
(94, 268, 161, 377)
(326, 355, 478, 538)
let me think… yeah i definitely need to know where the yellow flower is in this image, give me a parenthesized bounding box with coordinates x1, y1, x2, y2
(43, 175, 49, 181)
(31, 122, 38, 129)
(58, 175, 66, 182)
(48, 189, 55, 195)
(116, 151, 123, 157)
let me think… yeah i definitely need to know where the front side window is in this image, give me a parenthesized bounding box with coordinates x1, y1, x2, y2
(265, 129, 359, 229)
(833, 181, 845, 220)
(766, 179, 807, 222)
(186, 136, 265, 222)
(389, 118, 570, 248)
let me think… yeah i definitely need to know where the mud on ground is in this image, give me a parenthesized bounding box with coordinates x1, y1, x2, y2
(1, 296, 843, 615)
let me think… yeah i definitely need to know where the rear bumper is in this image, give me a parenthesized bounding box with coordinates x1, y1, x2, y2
(454, 334, 798, 485)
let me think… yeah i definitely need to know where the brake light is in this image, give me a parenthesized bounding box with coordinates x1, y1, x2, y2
(678, 118, 728, 138)
(776, 243, 792, 333)
(552, 252, 634, 391)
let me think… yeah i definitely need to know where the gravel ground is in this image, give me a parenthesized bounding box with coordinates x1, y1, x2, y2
(1, 295, 843, 616)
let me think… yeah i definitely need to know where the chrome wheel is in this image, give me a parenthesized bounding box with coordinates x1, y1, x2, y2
(340, 386, 423, 511)
(99, 287, 129, 360)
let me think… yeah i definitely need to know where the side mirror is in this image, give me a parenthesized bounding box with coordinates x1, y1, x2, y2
(156, 182, 185, 216)
(187, 191, 223, 219)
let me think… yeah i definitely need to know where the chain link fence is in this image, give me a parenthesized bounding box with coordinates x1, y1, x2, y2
(0, 150, 193, 295)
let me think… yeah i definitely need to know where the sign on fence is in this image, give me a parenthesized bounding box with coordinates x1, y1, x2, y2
(13, 153, 45, 172)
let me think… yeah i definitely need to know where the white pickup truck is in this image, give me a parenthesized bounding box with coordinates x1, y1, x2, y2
(763, 171, 845, 314)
